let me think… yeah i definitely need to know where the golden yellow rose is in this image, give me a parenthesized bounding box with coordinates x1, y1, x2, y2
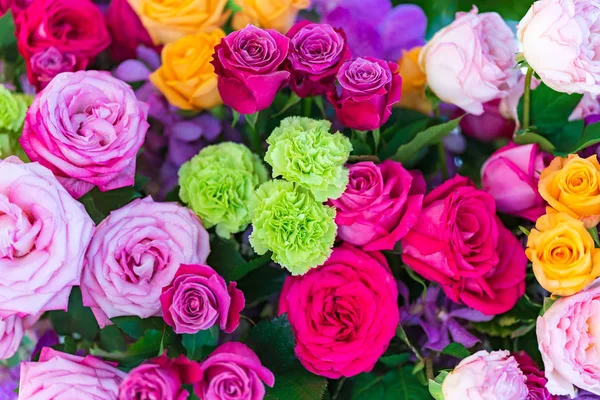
(526, 211, 600, 296)
(539, 154, 600, 228)
(232, 0, 310, 33)
(150, 30, 224, 111)
(128, 0, 229, 45)
(397, 47, 431, 114)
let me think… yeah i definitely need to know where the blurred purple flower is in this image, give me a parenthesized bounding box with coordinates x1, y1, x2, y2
(321, 0, 426, 61)
(399, 284, 493, 351)
(560, 392, 600, 399)
(0, 366, 18, 400)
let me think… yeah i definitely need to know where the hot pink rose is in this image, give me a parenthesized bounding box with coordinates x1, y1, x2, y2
(106, 0, 156, 62)
(401, 175, 527, 315)
(481, 143, 548, 221)
(29, 47, 77, 91)
(458, 99, 516, 142)
(160, 264, 245, 335)
(279, 244, 399, 378)
(20, 70, 149, 198)
(0, 0, 32, 16)
(0, 157, 93, 317)
(328, 160, 426, 251)
(81, 197, 210, 328)
(195, 342, 275, 400)
(19, 347, 126, 399)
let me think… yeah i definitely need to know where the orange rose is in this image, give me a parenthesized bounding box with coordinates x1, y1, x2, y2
(397, 47, 431, 114)
(232, 0, 310, 33)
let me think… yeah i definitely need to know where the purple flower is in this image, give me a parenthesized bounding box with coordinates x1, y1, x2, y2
(321, 0, 426, 61)
(0, 365, 19, 400)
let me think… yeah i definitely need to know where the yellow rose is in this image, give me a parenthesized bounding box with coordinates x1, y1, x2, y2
(397, 47, 431, 114)
(539, 154, 600, 228)
(232, 0, 310, 33)
(128, 0, 229, 45)
(150, 30, 224, 111)
(526, 211, 600, 296)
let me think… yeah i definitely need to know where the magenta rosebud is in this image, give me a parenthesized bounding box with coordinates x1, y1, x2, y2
(513, 352, 554, 400)
(212, 24, 290, 115)
(458, 99, 515, 142)
(329, 160, 426, 251)
(29, 47, 77, 91)
(106, 0, 156, 62)
(286, 21, 352, 98)
(160, 264, 245, 335)
(328, 56, 402, 131)
(481, 143, 548, 221)
(194, 342, 275, 400)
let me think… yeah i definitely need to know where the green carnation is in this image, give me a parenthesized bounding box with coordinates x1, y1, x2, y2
(250, 180, 337, 275)
(265, 116, 352, 202)
(0, 86, 29, 133)
(179, 142, 268, 238)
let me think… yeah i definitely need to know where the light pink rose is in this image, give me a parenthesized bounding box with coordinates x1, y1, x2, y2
(81, 197, 210, 328)
(481, 143, 549, 221)
(18, 347, 126, 399)
(570, 93, 600, 121)
(537, 284, 600, 397)
(442, 350, 528, 400)
(0, 316, 23, 360)
(0, 157, 93, 317)
(419, 6, 519, 115)
(20, 70, 149, 199)
(518, 0, 600, 95)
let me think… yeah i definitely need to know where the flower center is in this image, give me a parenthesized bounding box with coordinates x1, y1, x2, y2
(0, 195, 40, 259)
(117, 239, 170, 284)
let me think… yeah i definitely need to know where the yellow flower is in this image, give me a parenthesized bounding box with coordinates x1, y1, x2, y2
(539, 154, 600, 228)
(150, 30, 224, 111)
(526, 211, 600, 296)
(397, 47, 431, 114)
(232, 0, 310, 33)
(128, 0, 229, 45)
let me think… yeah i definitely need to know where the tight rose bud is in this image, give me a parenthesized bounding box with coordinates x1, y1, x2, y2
(29, 47, 76, 91)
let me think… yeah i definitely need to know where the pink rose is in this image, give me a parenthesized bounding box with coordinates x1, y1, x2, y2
(481, 143, 548, 221)
(570, 93, 600, 122)
(81, 197, 210, 328)
(458, 99, 516, 142)
(442, 350, 528, 400)
(19, 348, 126, 399)
(106, 0, 156, 62)
(328, 160, 426, 251)
(0, 316, 22, 360)
(0, 157, 93, 317)
(537, 284, 600, 397)
(279, 244, 399, 378)
(20, 70, 150, 199)
(518, 0, 600, 95)
(420, 6, 519, 115)
(29, 47, 77, 91)
(513, 352, 554, 400)
(160, 264, 245, 335)
(402, 175, 527, 315)
(194, 342, 275, 400)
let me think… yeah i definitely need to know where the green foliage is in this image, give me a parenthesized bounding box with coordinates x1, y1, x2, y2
(428, 371, 449, 400)
(0, 11, 18, 62)
(182, 326, 219, 361)
(79, 186, 142, 224)
(111, 316, 167, 340)
(247, 315, 297, 372)
(442, 343, 470, 358)
(265, 368, 328, 400)
(48, 287, 99, 341)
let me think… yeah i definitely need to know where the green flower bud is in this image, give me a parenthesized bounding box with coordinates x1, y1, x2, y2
(179, 142, 268, 238)
(265, 116, 352, 202)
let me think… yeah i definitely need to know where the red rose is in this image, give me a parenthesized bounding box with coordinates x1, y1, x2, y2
(106, 0, 156, 62)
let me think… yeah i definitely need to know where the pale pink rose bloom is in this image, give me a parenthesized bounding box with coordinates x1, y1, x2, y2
(570, 93, 600, 121)
(81, 197, 210, 328)
(420, 6, 520, 115)
(0, 316, 22, 361)
(0, 157, 93, 317)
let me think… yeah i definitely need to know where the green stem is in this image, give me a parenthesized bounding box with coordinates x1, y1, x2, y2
(425, 356, 435, 381)
(332, 377, 347, 400)
(438, 141, 449, 180)
(303, 97, 312, 117)
(245, 112, 261, 155)
(372, 128, 380, 154)
(523, 66, 534, 130)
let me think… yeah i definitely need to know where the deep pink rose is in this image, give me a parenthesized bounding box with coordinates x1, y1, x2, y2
(29, 47, 76, 91)
(119, 353, 202, 400)
(458, 99, 515, 142)
(212, 24, 290, 115)
(19, 348, 126, 399)
(285, 21, 352, 98)
(328, 160, 426, 251)
(401, 175, 526, 315)
(0, 0, 32, 16)
(481, 143, 548, 221)
(160, 264, 245, 335)
(513, 352, 555, 400)
(81, 197, 210, 328)
(0, 157, 94, 318)
(279, 244, 399, 378)
(328, 56, 402, 131)
(106, 0, 156, 62)
(15, 0, 110, 88)
(20, 70, 149, 198)
(194, 342, 275, 400)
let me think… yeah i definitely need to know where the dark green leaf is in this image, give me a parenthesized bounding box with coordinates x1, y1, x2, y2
(384, 366, 430, 400)
(99, 325, 127, 352)
(127, 329, 163, 357)
(48, 287, 99, 341)
(552, 119, 585, 155)
(265, 368, 328, 400)
(206, 236, 247, 282)
(379, 353, 411, 367)
(229, 252, 273, 282)
(63, 336, 77, 355)
(182, 326, 219, 361)
(442, 343, 470, 358)
(396, 325, 422, 362)
(513, 131, 556, 153)
(247, 315, 296, 372)
(79, 186, 142, 224)
(0, 11, 18, 61)
(111, 316, 166, 340)
(569, 122, 600, 154)
(588, 226, 600, 247)
(351, 373, 385, 400)
(380, 118, 430, 160)
(273, 93, 302, 117)
(237, 265, 286, 305)
(350, 139, 372, 156)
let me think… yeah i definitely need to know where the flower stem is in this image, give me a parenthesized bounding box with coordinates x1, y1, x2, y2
(332, 377, 347, 400)
(372, 128, 380, 154)
(523, 66, 534, 130)
(245, 112, 261, 155)
(303, 97, 312, 117)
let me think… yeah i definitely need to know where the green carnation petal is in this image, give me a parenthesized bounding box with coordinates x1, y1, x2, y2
(249, 180, 337, 275)
(0, 87, 30, 160)
(265, 116, 352, 202)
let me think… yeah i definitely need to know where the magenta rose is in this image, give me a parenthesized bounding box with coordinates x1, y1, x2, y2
(29, 47, 77, 91)
(194, 342, 275, 400)
(328, 56, 402, 131)
(0, 157, 93, 318)
(20, 70, 149, 198)
(481, 143, 549, 221)
(513, 352, 554, 400)
(106, 0, 156, 62)
(279, 244, 399, 378)
(401, 175, 526, 315)
(212, 24, 290, 115)
(81, 197, 210, 327)
(19, 348, 126, 398)
(285, 21, 352, 98)
(329, 160, 425, 251)
(160, 264, 245, 335)
(458, 99, 516, 142)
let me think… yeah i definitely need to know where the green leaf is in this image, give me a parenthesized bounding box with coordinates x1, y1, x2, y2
(351, 373, 385, 400)
(237, 265, 286, 305)
(247, 315, 296, 372)
(517, 83, 583, 133)
(541, 297, 558, 316)
(79, 186, 142, 224)
(63, 336, 77, 355)
(518, 226, 531, 236)
(265, 368, 328, 400)
(48, 287, 99, 341)
(231, 110, 240, 127)
(379, 353, 411, 367)
(0, 11, 18, 61)
(442, 343, 470, 358)
(99, 325, 127, 352)
(245, 112, 259, 130)
(127, 329, 164, 357)
(570, 122, 600, 154)
(273, 92, 302, 117)
(380, 118, 430, 160)
(111, 316, 166, 340)
(510, 322, 536, 339)
(229, 252, 273, 282)
(588, 226, 600, 247)
(206, 236, 247, 282)
(513, 131, 556, 153)
(384, 365, 430, 400)
(390, 117, 462, 164)
(350, 139, 372, 156)
(396, 325, 423, 362)
(182, 326, 219, 361)
(227, 0, 242, 12)
(404, 265, 427, 297)
(428, 371, 449, 400)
